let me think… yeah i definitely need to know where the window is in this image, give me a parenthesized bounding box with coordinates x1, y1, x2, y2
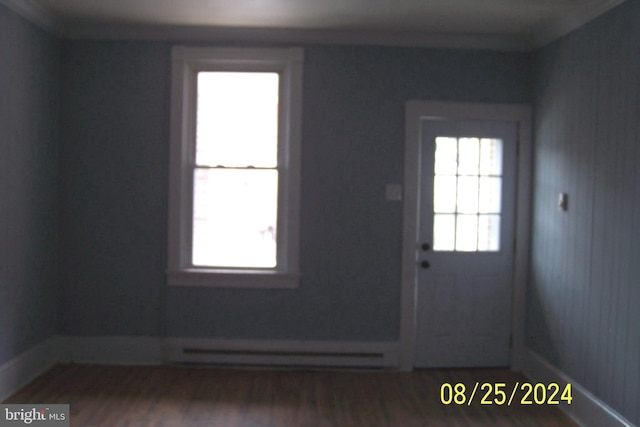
(432, 136, 503, 252)
(167, 47, 303, 288)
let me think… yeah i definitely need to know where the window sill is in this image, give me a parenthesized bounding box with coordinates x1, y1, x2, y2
(167, 268, 300, 289)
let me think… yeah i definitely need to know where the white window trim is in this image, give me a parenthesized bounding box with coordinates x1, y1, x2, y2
(167, 46, 303, 288)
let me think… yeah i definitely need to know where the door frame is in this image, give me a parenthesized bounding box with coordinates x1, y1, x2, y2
(399, 101, 532, 371)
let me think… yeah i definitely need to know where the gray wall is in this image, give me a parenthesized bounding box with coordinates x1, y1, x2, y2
(4, 0, 639, 422)
(0, 5, 59, 365)
(529, 0, 640, 424)
(57, 42, 169, 336)
(57, 41, 531, 340)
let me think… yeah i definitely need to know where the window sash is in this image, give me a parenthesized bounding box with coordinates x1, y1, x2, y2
(191, 167, 279, 269)
(167, 47, 302, 288)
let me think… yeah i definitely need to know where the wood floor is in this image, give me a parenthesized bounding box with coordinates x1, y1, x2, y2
(5, 364, 578, 426)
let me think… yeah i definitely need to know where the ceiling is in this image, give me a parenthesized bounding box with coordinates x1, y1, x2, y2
(7, 0, 627, 48)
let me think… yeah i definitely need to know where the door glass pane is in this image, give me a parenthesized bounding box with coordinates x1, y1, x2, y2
(455, 215, 478, 251)
(456, 176, 479, 213)
(196, 72, 279, 168)
(457, 138, 479, 175)
(432, 135, 504, 252)
(478, 215, 501, 251)
(434, 137, 458, 175)
(433, 214, 456, 251)
(479, 138, 503, 175)
(434, 175, 457, 213)
(192, 168, 278, 268)
(479, 177, 501, 213)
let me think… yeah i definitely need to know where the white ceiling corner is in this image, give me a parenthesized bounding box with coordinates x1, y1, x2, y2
(532, 0, 627, 46)
(0, 0, 60, 33)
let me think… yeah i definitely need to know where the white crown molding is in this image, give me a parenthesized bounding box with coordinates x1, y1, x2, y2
(532, 0, 628, 47)
(0, 0, 61, 33)
(60, 23, 530, 51)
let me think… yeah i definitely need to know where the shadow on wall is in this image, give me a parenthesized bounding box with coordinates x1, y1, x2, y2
(525, 267, 562, 367)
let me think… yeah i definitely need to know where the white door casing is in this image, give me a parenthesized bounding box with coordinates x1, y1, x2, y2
(399, 101, 532, 371)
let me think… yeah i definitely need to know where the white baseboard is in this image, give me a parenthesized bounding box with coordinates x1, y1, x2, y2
(0, 337, 61, 402)
(59, 336, 400, 369)
(59, 336, 163, 366)
(522, 349, 635, 427)
(164, 337, 400, 369)
(1, 335, 400, 401)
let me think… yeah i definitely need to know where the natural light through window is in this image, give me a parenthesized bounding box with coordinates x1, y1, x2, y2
(433, 137, 503, 252)
(192, 72, 280, 268)
(168, 46, 302, 288)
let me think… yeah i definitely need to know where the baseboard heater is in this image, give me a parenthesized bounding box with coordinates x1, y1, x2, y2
(164, 339, 399, 369)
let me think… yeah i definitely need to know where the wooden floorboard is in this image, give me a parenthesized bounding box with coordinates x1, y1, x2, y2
(4, 364, 579, 426)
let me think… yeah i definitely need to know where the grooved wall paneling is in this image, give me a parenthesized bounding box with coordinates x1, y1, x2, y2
(530, 0, 640, 424)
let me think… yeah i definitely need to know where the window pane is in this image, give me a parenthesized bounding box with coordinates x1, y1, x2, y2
(433, 214, 456, 251)
(479, 138, 503, 176)
(457, 138, 479, 175)
(192, 168, 278, 268)
(456, 176, 479, 213)
(478, 215, 501, 251)
(479, 177, 502, 213)
(434, 175, 457, 213)
(196, 72, 279, 168)
(455, 215, 478, 251)
(432, 136, 504, 253)
(434, 137, 458, 175)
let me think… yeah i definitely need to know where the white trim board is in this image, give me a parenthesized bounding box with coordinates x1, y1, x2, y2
(0, 335, 400, 401)
(2, 336, 399, 372)
(0, 337, 62, 402)
(60, 336, 400, 369)
(523, 349, 635, 427)
(399, 101, 533, 372)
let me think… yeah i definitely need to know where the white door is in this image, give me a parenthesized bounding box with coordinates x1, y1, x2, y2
(414, 118, 517, 368)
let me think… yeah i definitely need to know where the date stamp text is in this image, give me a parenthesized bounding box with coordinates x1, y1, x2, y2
(440, 382, 573, 406)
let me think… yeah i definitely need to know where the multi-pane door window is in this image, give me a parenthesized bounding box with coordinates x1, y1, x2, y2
(167, 47, 302, 288)
(193, 72, 279, 268)
(433, 137, 503, 252)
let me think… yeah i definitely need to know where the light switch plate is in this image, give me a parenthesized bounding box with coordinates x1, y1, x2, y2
(558, 192, 569, 211)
